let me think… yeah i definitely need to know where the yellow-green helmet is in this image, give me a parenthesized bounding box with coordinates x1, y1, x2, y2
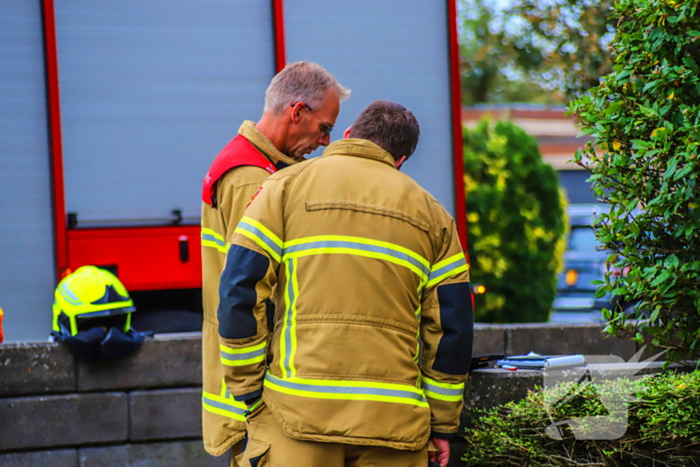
(52, 266, 136, 336)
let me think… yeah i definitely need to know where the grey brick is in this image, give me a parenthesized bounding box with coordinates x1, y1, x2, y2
(79, 439, 231, 467)
(129, 388, 201, 441)
(504, 323, 636, 360)
(0, 393, 127, 452)
(79, 440, 228, 467)
(0, 342, 75, 397)
(77, 334, 202, 392)
(463, 368, 542, 412)
(472, 325, 505, 356)
(0, 449, 77, 467)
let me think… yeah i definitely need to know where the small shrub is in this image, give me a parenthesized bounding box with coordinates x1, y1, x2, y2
(463, 120, 567, 323)
(462, 370, 700, 466)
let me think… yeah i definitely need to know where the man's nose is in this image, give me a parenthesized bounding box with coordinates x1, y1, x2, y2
(319, 133, 331, 146)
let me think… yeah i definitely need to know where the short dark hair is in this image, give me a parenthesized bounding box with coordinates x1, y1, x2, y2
(349, 100, 420, 160)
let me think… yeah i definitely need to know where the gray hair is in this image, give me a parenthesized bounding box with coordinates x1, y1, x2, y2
(264, 61, 350, 115)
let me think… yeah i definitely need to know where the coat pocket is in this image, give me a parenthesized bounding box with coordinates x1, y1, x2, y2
(235, 438, 270, 467)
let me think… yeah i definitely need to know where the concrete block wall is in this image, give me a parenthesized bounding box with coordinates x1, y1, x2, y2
(0, 334, 225, 467)
(0, 324, 639, 466)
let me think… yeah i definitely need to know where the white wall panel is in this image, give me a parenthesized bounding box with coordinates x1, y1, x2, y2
(284, 0, 456, 217)
(55, 0, 276, 225)
(0, 0, 57, 342)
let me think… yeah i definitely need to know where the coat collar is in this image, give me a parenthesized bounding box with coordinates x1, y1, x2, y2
(321, 139, 397, 169)
(238, 120, 301, 169)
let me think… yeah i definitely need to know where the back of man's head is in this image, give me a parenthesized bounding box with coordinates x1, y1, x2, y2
(349, 100, 420, 160)
(264, 61, 350, 115)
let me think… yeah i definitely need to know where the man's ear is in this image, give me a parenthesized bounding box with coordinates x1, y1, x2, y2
(343, 126, 352, 139)
(290, 102, 305, 124)
(395, 155, 407, 169)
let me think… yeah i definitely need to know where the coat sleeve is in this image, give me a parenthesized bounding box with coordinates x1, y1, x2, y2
(217, 176, 286, 403)
(419, 209, 473, 439)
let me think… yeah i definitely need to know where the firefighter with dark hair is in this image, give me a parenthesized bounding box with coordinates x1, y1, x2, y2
(218, 100, 473, 467)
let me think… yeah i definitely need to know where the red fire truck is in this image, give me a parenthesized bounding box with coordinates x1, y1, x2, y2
(0, 0, 466, 341)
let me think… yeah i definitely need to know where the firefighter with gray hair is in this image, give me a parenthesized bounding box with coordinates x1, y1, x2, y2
(201, 61, 349, 466)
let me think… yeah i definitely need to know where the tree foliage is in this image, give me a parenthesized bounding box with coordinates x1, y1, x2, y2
(464, 120, 566, 323)
(570, 0, 700, 362)
(462, 370, 700, 466)
(459, 0, 559, 104)
(458, 0, 617, 104)
(507, 0, 617, 99)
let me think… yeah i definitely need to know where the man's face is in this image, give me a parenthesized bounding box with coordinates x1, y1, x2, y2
(287, 89, 340, 160)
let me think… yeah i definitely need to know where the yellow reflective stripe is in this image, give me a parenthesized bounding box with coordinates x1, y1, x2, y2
(201, 227, 224, 242)
(431, 252, 465, 272)
(220, 342, 267, 367)
(280, 259, 298, 378)
(235, 217, 283, 262)
(426, 253, 468, 288)
(283, 236, 429, 281)
(201, 228, 228, 253)
(220, 341, 266, 354)
(285, 235, 429, 267)
(422, 377, 464, 390)
(290, 259, 299, 377)
(264, 372, 429, 408)
(202, 391, 247, 421)
(422, 376, 465, 402)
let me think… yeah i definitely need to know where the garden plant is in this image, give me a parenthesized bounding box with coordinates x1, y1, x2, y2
(571, 0, 700, 362)
(463, 120, 566, 323)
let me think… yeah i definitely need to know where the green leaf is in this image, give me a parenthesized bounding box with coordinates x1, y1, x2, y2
(642, 80, 663, 92)
(639, 105, 659, 118)
(665, 254, 679, 269)
(673, 164, 693, 180)
(650, 308, 660, 322)
(616, 70, 632, 82)
(664, 157, 679, 180)
(590, 280, 605, 285)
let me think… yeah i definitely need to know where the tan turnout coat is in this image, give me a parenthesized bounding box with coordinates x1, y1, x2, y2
(201, 121, 299, 456)
(218, 139, 474, 451)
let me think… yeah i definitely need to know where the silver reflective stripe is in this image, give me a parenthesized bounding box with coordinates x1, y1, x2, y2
(220, 347, 266, 362)
(202, 233, 226, 248)
(422, 381, 463, 397)
(202, 393, 247, 418)
(265, 372, 427, 403)
(427, 256, 467, 286)
(236, 222, 283, 258)
(283, 240, 429, 277)
(282, 258, 297, 378)
(59, 283, 82, 305)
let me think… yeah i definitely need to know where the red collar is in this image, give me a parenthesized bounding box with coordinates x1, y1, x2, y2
(202, 135, 276, 207)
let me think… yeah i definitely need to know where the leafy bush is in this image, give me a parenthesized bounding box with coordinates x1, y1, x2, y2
(570, 0, 700, 362)
(463, 120, 566, 323)
(462, 370, 700, 466)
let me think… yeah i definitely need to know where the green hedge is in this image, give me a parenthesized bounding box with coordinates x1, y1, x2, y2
(463, 120, 566, 323)
(571, 0, 700, 361)
(462, 370, 700, 466)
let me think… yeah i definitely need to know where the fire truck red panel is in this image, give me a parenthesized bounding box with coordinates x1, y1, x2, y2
(67, 226, 202, 291)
